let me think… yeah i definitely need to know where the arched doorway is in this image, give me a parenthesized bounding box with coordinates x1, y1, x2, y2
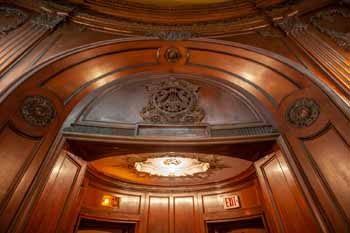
(0, 39, 349, 233)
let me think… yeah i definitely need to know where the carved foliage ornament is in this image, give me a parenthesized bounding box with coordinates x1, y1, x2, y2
(31, 13, 66, 30)
(21, 95, 56, 127)
(310, 8, 350, 50)
(0, 6, 28, 37)
(140, 78, 205, 124)
(287, 98, 320, 128)
(146, 31, 198, 40)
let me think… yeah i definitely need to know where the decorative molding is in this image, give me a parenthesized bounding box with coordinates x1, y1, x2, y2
(72, 11, 266, 37)
(31, 12, 66, 30)
(0, 6, 28, 37)
(310, 8, 350, 50)
(211, 126, 278, 137)
(256, 27, 283, 38)
(63, 124, 278, 138)
(164, 47, 182, 63)
(20, 95, 56, 127)
(287, 98, 320, 128)
(277, 16, 307, 35)
(42, 0, 77, 13)
(145, 31, 198, 41)
(140, 78, 205, 124)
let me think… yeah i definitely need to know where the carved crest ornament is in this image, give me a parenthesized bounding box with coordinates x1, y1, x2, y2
(20, 95, 56, 127)
(140, 78, 205, 124)
(287, 98, 320, 128)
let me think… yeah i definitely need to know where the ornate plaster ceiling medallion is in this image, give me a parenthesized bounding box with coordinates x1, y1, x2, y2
(140, 78, 205, 124)
(134, 156, 210, 177)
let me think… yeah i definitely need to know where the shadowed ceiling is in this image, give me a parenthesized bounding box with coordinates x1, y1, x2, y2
(127, 0, 230, 6)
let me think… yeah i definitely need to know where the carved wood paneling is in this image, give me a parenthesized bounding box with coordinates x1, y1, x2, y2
(174, 196, 196, 233)
(0, 125, 40, 233)
(255, 151, 321, 233)
(25, 150, 86, 233)
(147, 196, 170, 233)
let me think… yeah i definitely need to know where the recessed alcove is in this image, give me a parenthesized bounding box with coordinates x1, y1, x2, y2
(60, 72, 278, 233)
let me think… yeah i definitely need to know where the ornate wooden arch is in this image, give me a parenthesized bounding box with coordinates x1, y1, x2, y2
(0, 38, 349, 233)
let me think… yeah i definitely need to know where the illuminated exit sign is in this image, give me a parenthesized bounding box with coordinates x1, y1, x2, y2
(223, 195, 240, 209)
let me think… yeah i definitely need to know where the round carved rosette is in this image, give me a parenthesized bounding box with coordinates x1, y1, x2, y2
(164, 47, 182, 63)
(287, 98, 320, 128)
(20, 95, 56, 127)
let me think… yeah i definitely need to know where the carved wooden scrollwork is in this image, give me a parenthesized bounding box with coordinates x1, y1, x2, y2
(287, 98, 320, 128)
(310, 8, 350, 50)
(20, 95, 56, 127)
(0, 6, 28, 37)
(140, 78, 205, 124)
(31, 13, 66, 30)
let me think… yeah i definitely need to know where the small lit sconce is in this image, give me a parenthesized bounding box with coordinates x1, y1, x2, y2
(101, 195, 119, 208)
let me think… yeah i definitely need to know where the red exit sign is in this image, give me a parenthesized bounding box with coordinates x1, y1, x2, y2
(223, 195, 240, 209)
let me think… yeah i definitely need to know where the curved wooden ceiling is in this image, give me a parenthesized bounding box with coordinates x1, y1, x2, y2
(126, 0, 230, 6)
(90, 152, 253, 187)
(13, 0, 332, 37)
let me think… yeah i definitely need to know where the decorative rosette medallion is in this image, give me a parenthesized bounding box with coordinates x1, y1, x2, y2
(20, 95, 56, 127)
(287, 98, 320, 128)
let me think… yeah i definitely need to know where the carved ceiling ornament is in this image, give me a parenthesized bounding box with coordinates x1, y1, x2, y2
(287, 98, 320, 128)
(140, 78, 205, 124)
(125, 153, 230, 178)
(0, 6, 28, 37)
(20, 95, 56, 127)
(310, 8, 350, 51)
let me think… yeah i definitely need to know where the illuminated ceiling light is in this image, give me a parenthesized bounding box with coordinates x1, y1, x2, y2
(134, 156, 210, 177)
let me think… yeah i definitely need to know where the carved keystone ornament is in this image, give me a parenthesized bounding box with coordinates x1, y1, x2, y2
(140, 78, 205, 124)
(164, 47, 182, 63)
(20, 95, 56, 127)
(287, 98, 320, 128)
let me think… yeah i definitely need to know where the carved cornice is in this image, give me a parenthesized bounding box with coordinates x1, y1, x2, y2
(277, 15, 307, 35)
(12, 0, 334, 37)
(310, 7, 350, 51)
(145, 31, 199, 41)
(0, 5, 28, 37)
(31, 12, 66, 29)
(72, 11, 267, 37)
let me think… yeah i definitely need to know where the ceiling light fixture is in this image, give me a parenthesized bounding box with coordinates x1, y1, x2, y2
(134, 156, 210, 177)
